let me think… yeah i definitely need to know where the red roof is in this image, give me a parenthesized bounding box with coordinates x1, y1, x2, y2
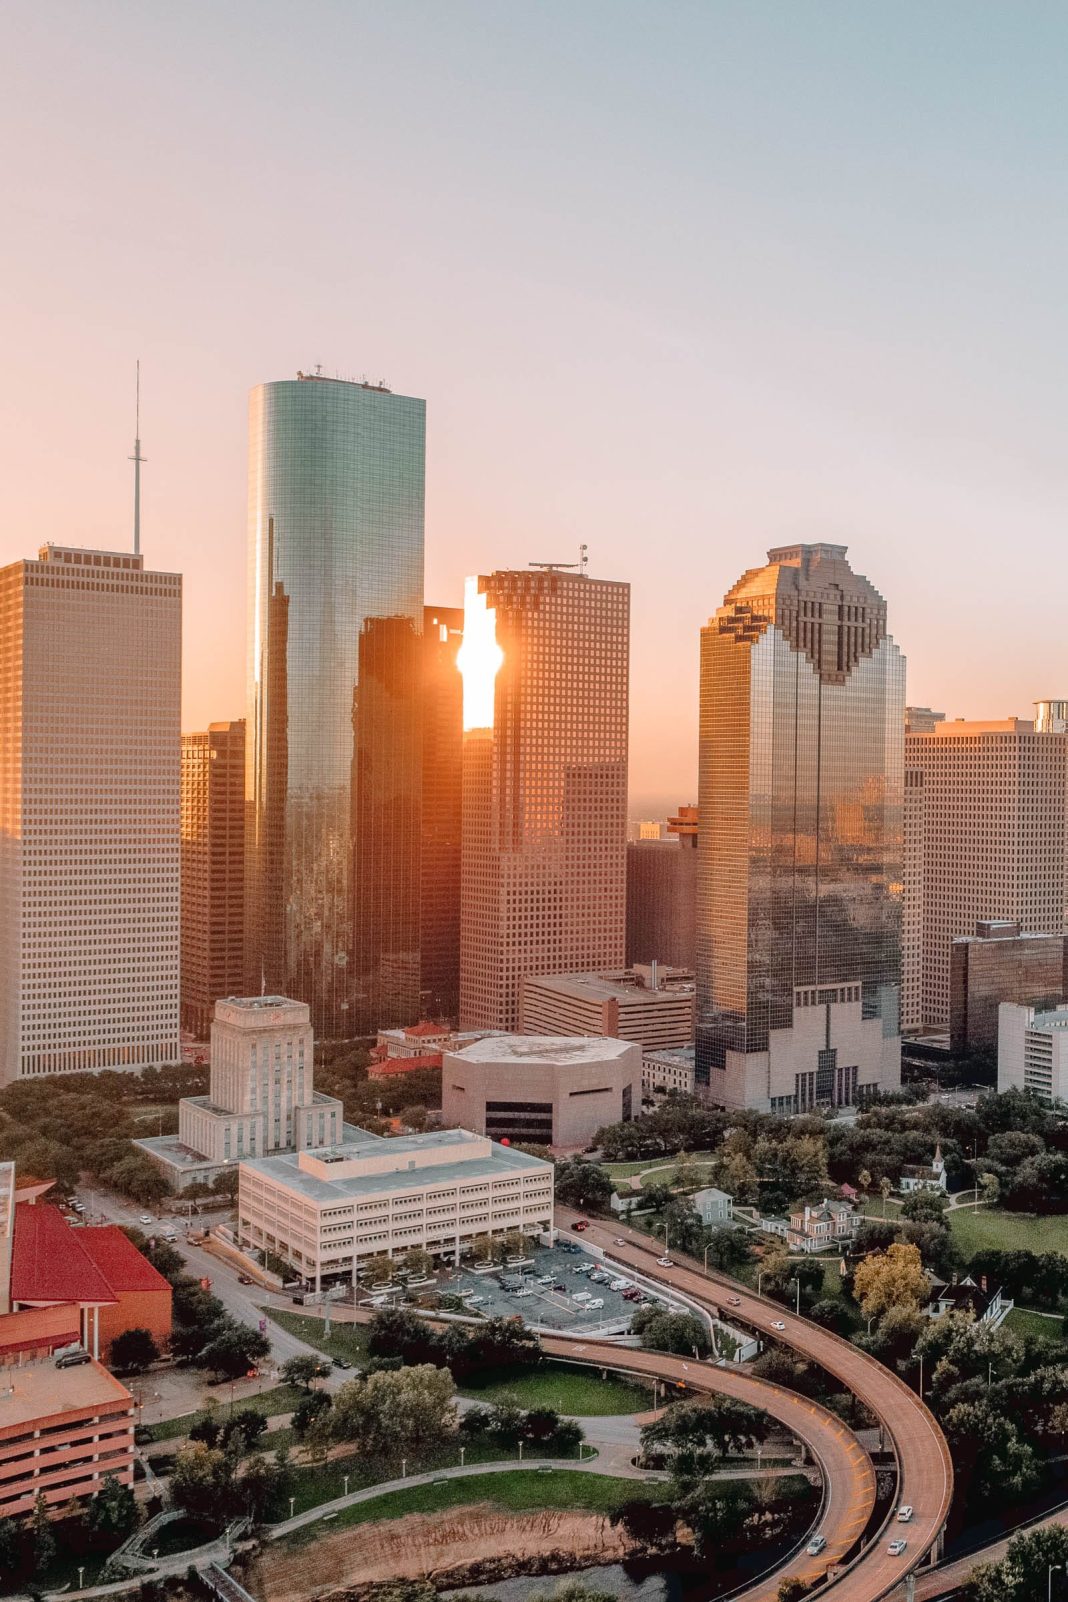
(369, 1052, 443, 1076)
(80, 1227, 171, 1294)
(10, 1204, 116, 1307)
(404, 1021, 445, 1038)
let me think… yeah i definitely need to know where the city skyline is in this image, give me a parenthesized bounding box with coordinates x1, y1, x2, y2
(4, 4, 1068, 811)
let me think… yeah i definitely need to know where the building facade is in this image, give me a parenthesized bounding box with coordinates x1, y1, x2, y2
(904, 718, 1068, 1036)
(641, 1046, 696, 1099)
(181, 720, 245, 1038)
(0, 544, 181, 1084)
(237, 1128, 554, 1289)
(245, 373, 425, 1037)
(998, 1001, 1068, 1103)
(519, 966, 694, 1049)
(696, 544, 905, 1112)
(459, 567, 629, 1031)
(626, 805, 698, 969)
(950, 921, 1068, 1057)
(420, 604, 464, 1021)
(441, 1034, 641, 1147)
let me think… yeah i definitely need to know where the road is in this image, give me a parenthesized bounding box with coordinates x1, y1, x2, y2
(563, 1209, 954, 1602)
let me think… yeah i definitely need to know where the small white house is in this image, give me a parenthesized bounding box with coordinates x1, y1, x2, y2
(900, 1143, 948, 1195)
(693, 1187, 734, 1226)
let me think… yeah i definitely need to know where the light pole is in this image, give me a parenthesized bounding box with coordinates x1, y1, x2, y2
(402, 1456, 407, 1478)
(518, 1439, 524, 1463)
(343, 1474, 349, 1497)
(917, 1353, 924, 1398)
(757, 1270, 765, 1296)
(703, 1242, 712, 1275)
(790, 1277, 800, 1316)
(460, 1445, 466, 1467)
(78, 1569, 84, 1591)
(289, 1496, 295, 1520)
(1050, 1563, 1063, 1602)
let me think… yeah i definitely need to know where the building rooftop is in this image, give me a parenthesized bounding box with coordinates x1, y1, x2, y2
(240, 1131, 549, 1204)
(0, 1356, 132, 1433)
(525, 969, 694, 1002)
(79, 1227, 171, 1295)
(10, 1205, 117, 1308)
(219, 995, 302, 1012)
(448, 1034, 639, 1067)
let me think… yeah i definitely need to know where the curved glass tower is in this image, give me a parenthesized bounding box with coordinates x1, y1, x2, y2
(245, 374, 425, 1037)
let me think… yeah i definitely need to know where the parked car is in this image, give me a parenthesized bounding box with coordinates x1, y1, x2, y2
(55, 1349, 91, 1369)
(806, 1535, 826, 1556)
(514, 1288, 534, 1298)
(896, 1506, 913, 1522)
(589, 1272, 609, 1285)
(609, 1279, 629, 1292)
(334, 1358, 352, 1369)
(537, 1274, 554, 1284)
(586, 1297, 605, 1310)
(888, 1539, 908, 1557)
(138, 1214, 154, 1225)
(552, 1282, 566, 1292)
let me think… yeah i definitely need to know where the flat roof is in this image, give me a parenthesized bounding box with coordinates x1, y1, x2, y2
(218, 995, 303, 1011)
(240, 1134, 550, 1204)
(448, 1034, 638, 1067)
(524, 971, 694, 1003)
(0, 1358, 131, 1433)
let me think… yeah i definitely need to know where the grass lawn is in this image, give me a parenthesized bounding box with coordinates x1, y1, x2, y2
(285, 1437, 579, 1517)
(949, 1206, 1068, 1260)
(147, 1381, 306, 1442)
(459, 1361, 652, 1415)
(261, 1307, 371, 1368)
(1005, 1307, 1065, 1343)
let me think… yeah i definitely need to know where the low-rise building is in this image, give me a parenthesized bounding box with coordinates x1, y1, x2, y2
(693, 1187, 733, 1226)
(998, 1000, 1068, 1103)
(519, 967, 695, 1051)
(0, 1355, 135, 1520)
(368, 1024, 504, 1080)
(441, 1034, 642, 1148)
(927, 1275, 1006, 1327)
(237, 1128, 554, 1291)
(642, 1046, 696, 1099)
(787, 1198, 856, 1254)
(899, 1145, 948, 1195)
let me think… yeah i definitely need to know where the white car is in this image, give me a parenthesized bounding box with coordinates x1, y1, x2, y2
(613, 1237, 626, 1245)
(513, 1288, 534, 1298)
(657, 1256, 674, 1267)
(138, 1215, 153, 1225)
(537, 1274, 554, 1285)
(573, 1291, 593, 1304)
(609, 1279, 629, 1292)
(771, 1320, 786, 1331)
(888, 1539, 908, 1557)
(586, 1298, 604, 1309)
(806, 1535, 826, 1556)
(896, 1506, 913, 1522)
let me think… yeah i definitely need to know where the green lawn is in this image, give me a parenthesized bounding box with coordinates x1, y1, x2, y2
(950, 1206, 1068, 1260)
(261, 1307, 370, 1367)
(459, 1361, 652, 1415)
(1005, 1307, 1065, 1343)
(147, 1382, 306, 1442)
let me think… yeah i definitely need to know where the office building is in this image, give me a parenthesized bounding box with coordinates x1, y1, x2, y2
(181, 720, 246, 1038)
(421, 604, 464, 1021)
(368, 1022, 502, 1079)
(245, 373, 425, 1036)
(135, 996, 343, 1189)
(904, 717, 1068, 1036)
(998, 1001, 1068, 1103)
(459, 565, 629, 1031)
(950, 921, 1068, 1056)
(0, 544, 181, 1084)
(626, 805, 698, 969)
(237, 1128, 554, 1290)
(442, 1034, 641, 1147)
(519, 965, 694, 1049)
(642, 1045, 696, 1098)
(1035, 699, 1068, 734)
(696, 544, 905, 1112)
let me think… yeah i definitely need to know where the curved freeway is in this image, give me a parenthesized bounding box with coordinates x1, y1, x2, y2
(560, 1208, 954, 1601)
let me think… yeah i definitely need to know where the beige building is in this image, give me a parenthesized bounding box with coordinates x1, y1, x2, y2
(519, 966, 694, 1050)
(642, 1045, 696, 1098)
(0, 544, 181, 1084)
(459, 567, 629, 1031)
(181, 721, 245, 1038)
(237, 1128, 554, 1290)
(904, 716, 1068, 1036)
(998, 1001, 1068, 1103)
(136, 996, 343, 1188)
(442, 1033, 641, 1148)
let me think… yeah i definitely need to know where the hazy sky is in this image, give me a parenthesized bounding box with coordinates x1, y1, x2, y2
(3, 2, 1067, 813)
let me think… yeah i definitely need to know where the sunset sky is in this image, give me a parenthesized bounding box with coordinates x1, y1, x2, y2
(3, 2, 1067, 814)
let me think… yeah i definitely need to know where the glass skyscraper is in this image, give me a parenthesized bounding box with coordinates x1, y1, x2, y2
(696, 544, 905, 1113)
(245, 373, 425, 1037)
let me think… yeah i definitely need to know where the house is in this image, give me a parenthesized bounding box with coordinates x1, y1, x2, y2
(927, 1274, 1007, 1328)
(900, 1143, 947, 1196)
(787, 1198, 857, 1254)
(693, 1187, 734, 1226)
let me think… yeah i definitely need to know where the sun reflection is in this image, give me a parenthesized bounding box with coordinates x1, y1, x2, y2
(457, 575, 503, 730)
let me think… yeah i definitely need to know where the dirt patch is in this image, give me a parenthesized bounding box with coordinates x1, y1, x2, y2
(248, 1504, 658, 1602)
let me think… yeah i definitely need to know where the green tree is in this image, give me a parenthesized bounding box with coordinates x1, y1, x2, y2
(211, 1168, 240, 1198)
(110, 1327, 160, 1373)
(87, 1472, 138, 1539)
(293, 1390, 332, 1438)
(281, 1353, 329, 1390)
(677, 1480, 753, 1558)
(329, 1364, 457, 1462)
(971, 1523, 1068, 1602)
(609, 1498, 679, 1551)
(0, 1518, 21, 1577)
(237, 1453, 282, 1523)
(170, 1443, 234, 1519)
(642, 1397, 766, 1474)
(198, 1323, 270, 1379)
(31, 1491, 56, 1576)
(631, 1305, 710, 1358)
(879, 1176, 893, 1215)
(554, 1159, 613, 1212)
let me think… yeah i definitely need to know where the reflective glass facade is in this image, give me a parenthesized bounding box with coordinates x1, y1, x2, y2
(246, 375, 425, 1037)
(696, 544, 904, 1110)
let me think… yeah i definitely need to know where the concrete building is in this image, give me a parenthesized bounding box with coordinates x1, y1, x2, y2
(459, 566, 629, 1031)
(904, 717, 1068, 1039)
(787, 1198, 856, 1253)
(950, 921, 1068, 1057)
(368, 1023, 503, 1079)
(519, 966, 695, 1051)
(641, 1046, 696, 1099)
(421, 604, 464, 1022)
(181, 720, 245, 1039)
(696, 545, 905, 1112)
(0, 1356, 135, 1520)
(626, 805, 698, 969)
(237, 1128, 554, 1289)
(693, 1187, 734, 1226)
(245, 373, 425, 1036)
(0, 544, 181, 1083)
(441, 1034, 641, 1148)
(998, 1001, 1068, 1103)
(135, 996, 343, 1190)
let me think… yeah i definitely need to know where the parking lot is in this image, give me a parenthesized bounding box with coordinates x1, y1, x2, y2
(441, 1240, 676, 1333)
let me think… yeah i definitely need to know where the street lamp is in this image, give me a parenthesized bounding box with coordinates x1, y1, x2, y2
(790, 1277, 800, 1315)
(518, 1439, 524, 1463)
(1050, 1564, 1063, 1602)
(402, 1456, 407, 1478)
(343, 1475, 349, 1497)
(756, 1270, 765, 1296)
(460, 1445, 466, 1467)
(289, 1496, 295, 1519)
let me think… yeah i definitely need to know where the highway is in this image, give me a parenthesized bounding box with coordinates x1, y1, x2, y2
(564, 1209, 955, 1602)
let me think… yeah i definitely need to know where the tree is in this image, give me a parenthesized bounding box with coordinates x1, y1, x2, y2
(110, 1327, 160, 1373)
(0, 1518, 20, 1578)
(777, 1581, 812, 1602)
(971, 1524, 1068, 1602)
(642, 1397, 766, 1474)
(329, 1365, 457, 1461)
(857, 1169, 872, 1199)
(212, 1168, 239, 1198)
(554, 1159, 613, 1212)
(293, 1389, 332, 1438)
(188, 1415, 221, 1447)
(676, 1480, 753, 1557)
(852, 1242, 928, 1322)
(87, 1472, 138, 1539)
(631, 1305, 710, 1357)
(171, 1443, 234, 1519)
(220, 1409, 268, 1451)
(879, 1176, 893, 1216)
(609, 1498, 679, 1550)
(281, 1353, 329, 1390)
(945, 1399, 1038, 1507)
(198, 1323, 270, 1379)
(237, 1453, 282, 1523)
(31, 1491, 56, 1575)
(106, 1153, 172, 1207)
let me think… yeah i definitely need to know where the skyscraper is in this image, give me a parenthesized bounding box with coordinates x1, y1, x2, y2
(696, 544, 904, 1113)
(459, 566, 629, 1031)
(181, 720, 246, 1038)
(245, 373, 425, 1037)
(0, 544, 181, 1083)
(626, 803, 698, 968)
(420, 604, 464, 1021)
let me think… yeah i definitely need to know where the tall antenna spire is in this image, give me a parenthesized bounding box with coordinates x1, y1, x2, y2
(128, 361, 146, 556)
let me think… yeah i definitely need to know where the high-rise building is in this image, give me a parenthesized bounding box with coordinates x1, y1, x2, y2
(903, 716, 1068, 1036)
(696, 544, 905, 1113)
(0, 544, 181, 1083)
(245, 373, 425, 1037)
(420, 604, 464, 1021)
(459, 566, 629, 1031)
(950, 920, 1068, 1056)
(180, 720, 245, 1038)
(626, 803, 698, 968)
